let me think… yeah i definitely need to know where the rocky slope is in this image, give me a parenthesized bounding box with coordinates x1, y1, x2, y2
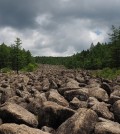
(0, 65, 120, 134)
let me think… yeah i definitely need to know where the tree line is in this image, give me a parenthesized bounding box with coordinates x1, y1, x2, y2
(35, 26, 120, 69)
(0, 26, 120, 71)
(0, 38, 35, 73)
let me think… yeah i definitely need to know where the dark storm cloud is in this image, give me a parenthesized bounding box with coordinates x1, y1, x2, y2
(1, 0, 119, 29)
(0, 0, 120, 56)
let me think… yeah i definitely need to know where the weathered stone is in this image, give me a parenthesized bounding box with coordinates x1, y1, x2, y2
(16, 89, 31, 99)
(66, 78, 80, 89)
(88, 97, 99, 108)
(0, 87, 15, 104)
(0, 123, 50, 134)
(116, 76, 120, 83)
(0, 118, 3, 125)
(1, 83, 8, 88)
(56, 108, 98, 134)
(38, 101, 75, 128)
(22, 75, 30, 85)
(69, 97, 88, 110)
(0, 102, 38, 127)
(110, 88, 120, 104)
(58, 87, 79, 95)
(49, 80, 58, 89)
(79, 83, 87, 87)
(27, 95, 43, 115)
(64, 88, 89, 101)
(91, 101, 114, 120)
(41, 126, 55, 133)
(101, 82, 112, 96)
(95, 118, 120, 134)
(88, 87, 109, 102)
(8, 96, 28, 109)
(47, 89, 69, 107)
(87, 78, 101, 88)
(75, 75, 85, 83)
(42, 78, 50, 91)
(113, 100, 120, 122)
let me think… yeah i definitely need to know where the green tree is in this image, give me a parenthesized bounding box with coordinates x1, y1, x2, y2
(12, 38, 22, 74)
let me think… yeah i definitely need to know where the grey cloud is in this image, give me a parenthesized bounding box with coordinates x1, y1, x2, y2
(0, 0, 120, 56)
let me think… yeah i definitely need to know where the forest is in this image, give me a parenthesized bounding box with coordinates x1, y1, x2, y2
(35, 26, 120, 70)
(0, 38, 35, 72)
(0, 26, 120, 72)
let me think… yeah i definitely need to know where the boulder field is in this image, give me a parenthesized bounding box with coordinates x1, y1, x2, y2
(0, 65, 120, 134)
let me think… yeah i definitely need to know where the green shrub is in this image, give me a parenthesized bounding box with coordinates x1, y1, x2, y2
(1, 67, 12, 73)
(92, 67, 120, 80)
(21, 63, 38, 72)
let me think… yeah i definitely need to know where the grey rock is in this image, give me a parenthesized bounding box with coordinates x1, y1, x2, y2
(69, 97, 88, 110)
(38, 101, 75, 128)
(56, 108, 98, 134)
(47, 89, 69, 107)
(88, 87, 109, 102)
(0, 123, 50, 134)
(95, 118, 120, 134)
(0, 102, 38, 127)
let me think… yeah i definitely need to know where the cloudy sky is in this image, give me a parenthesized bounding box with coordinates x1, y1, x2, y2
(0, 0, 120, 56)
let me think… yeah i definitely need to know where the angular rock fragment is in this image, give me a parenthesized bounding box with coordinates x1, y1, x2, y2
(38, 101, 75, 128)
(95, 118, 120, 134)
(69, 97, 88, 110)
(64, 88, 89, 101)
(0, 102, 38, 127)
(0, 123, 50, 134)
(56, 108, 98, 134)
(112, 100, 120, 122)
(101, 82, 112, 96)
(41, 126, 55, 133)
(47, 89, 69, 107)
(88, 87, 109, 102)
(91, 101, 114, 120)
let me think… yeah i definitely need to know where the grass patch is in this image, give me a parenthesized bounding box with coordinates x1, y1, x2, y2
(21, 63, 38, 72)
(92, 67, 120, 80)
(1, 67, 12, 73)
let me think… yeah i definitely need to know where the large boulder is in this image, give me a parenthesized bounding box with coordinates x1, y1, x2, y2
(42, 78, 50, 91)
(65, 78, 80, 89)
(26, 97, 43, 115)
(8, 96, 28, 109)
(0, 102, 38, 127)
(75, 75, 85, 83)
(22, 75, 29, 85)
(87, 78, 101, 88)
(95, 118, 120, 134)
(88, 87, 109, 102)
(58, 87, 79, 96)
(47, 89, 69, 107)
(38, 101, 75, 128)
(91, 102, 114, 120)
(61, 78, 80, 90)
(64, 88, 89, 102)
(101, 82, 112, 96)
(0, 123, 50, 134)
(69, 97, 88, 110)
(0, 87, 15, 104)
(112, 100, 120, 122)
(56, 108, 98, 134)
(88, 97, 99, 108)
(110, 86, 120, 104)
